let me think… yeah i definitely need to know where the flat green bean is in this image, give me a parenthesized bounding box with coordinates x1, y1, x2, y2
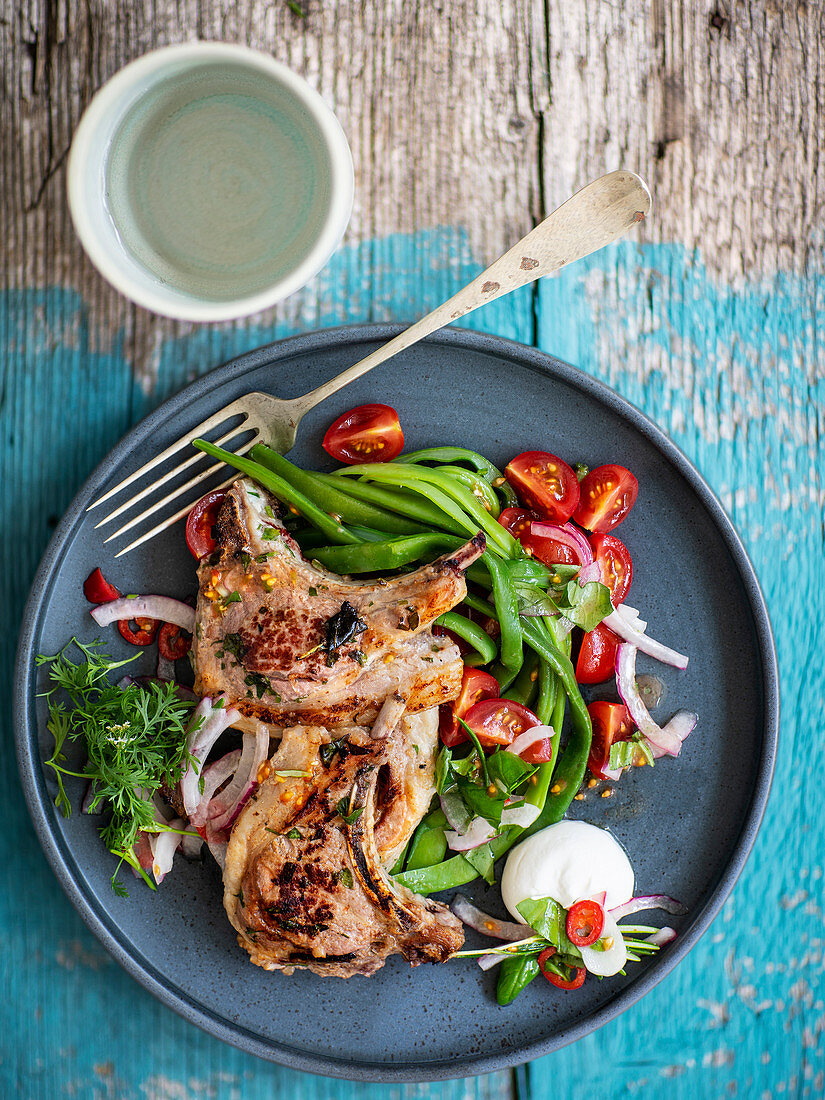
(314, 472, 467, 535)
(393, 446, 518, 507)
(485, 553, 522, 671)
(192, 440, 363, 546)
(310, 533, 463, 574)
(435, 612, 498, 665)
(502, 652, 539, 705)
(334, 464, 517, 558)
(435, 466, 500, 517)
(249, 444, 425, 535)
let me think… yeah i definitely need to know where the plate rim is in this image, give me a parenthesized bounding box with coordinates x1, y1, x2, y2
(14, 323, 779, 1081)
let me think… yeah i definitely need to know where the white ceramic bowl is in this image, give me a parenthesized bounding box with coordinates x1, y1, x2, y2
(67, 42, 354, 322)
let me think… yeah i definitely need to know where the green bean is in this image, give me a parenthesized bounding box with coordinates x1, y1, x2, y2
(249, 444, 425, 535)
(435, 612, 498, 665)
(192, 440, 363, 546)
(310, 533, 463, 574)
(435, 466, 500, 518)
(313, 472, 467, 535)
(486, 662, 518, 692)
(394, 853, 479, 893)
(404, 808, 448, 871)
(502, 652, 539, 705)
(520, 618, 591, 769)
(534, 660, 557, 725)
(389, 840, 410, 875)
(496, 955, 540, 1005)
(485, 554, 522, 671)
(459, 591, 495, 618)
(393, 446, 518, 507)
(334, 464, 517, 558)
(337, 465, 482, 542)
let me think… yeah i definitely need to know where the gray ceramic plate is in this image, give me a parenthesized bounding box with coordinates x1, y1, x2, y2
(15, 325, 777, 1081)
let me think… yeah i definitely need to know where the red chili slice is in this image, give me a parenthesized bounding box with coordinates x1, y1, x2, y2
(158, 622, 192, 660)
(83, 568, 121, 604)
(538, 950, 587, 989)
(565, 899, 605, 947)
(118, 616, 159, 647)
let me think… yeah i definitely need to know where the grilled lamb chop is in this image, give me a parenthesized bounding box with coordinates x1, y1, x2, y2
(223, 711, 463, 976)
(192, 478, 485, 728)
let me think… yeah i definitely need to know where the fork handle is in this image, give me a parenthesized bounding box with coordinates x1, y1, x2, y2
(292, 170, 651, 417)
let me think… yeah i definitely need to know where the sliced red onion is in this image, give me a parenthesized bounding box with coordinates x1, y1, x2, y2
(445, 816, 496, 851)
(478, 952, 507, 971)
(180, 697, 242, 818)
(149, 819, 185, 885)
(645, 926, 677, 947)
(605, 606, 688, 669)
(208, 726, 269, 831)
(507, 723, 555, 757)
(179, 832, 204, 861)
(615, 603, 647, 631)
(648, 711, 698, 759)
(530, 521, 593, 566)
(578, 561, 602, 584)
(451, 895, 532, 941)
(601, 765, 624, 782)
(189, 748, 242, 827)
(500, 802, 541, 828)
(203, 823, 228, 869)
(156, 654, 176, 681)
(90, 595, 196, 633)
(616, 644, 683, 756)
(610, 895, 687, 920)
(116, 675, 136, 690)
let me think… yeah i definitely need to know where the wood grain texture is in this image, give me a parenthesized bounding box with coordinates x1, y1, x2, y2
(1, 0, 823, 1097)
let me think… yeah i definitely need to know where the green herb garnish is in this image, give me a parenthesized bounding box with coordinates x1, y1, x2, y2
(37, 640, 199, 895)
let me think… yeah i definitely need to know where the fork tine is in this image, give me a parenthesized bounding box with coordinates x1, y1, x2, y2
(87, 400, 254, 511)
(93, 421, 258, 529)
(113, 475, 239, 558)
(102, 437, 258, 545)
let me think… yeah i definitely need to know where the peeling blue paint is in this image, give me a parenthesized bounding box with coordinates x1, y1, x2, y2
(1, 229, 822, 1097)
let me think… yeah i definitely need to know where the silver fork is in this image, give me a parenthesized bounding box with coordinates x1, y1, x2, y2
(89, 170, 651, 555)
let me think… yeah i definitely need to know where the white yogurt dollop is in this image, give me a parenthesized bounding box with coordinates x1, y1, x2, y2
(501, 819, 634, 920)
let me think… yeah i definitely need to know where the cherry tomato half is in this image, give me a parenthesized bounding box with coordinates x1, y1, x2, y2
(500, 508, 578, 568)
(118, 616, 159, 647)
(538, 948, 586, 989)
(505, 452, 580, 524)
(185, 490, 226, 560)
(322, 404, 404, 464)
(462, 698, 540, 750)
(498, 507, 536, 540)
(573, 464, 638, 534)
(158, 622, 192, 661)
(83, 567, 121, 604)
(587, 700, 635, 780)
(439, 667, 500, 747)
(576, 623, 620, 685)
(566, 899, 605, 947)
(591, 532, 632, 604)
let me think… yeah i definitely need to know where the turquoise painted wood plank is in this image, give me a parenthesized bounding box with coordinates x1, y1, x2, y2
(526, 245, 824, 1097)
(2, 228, 822, 1097)
(0, 229, 532, 1099)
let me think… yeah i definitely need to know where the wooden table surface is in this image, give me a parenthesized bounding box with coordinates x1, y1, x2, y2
(2, 1, 823, 1096)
